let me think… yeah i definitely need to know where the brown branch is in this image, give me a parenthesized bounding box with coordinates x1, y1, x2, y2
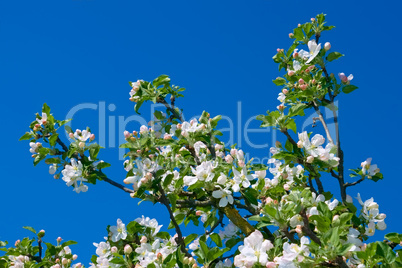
(157, 183, 191, 257)
(206, 211, 224, 235)
(344, 177, 365, 188)
(101, 176, 134, 194)
(176, 199, 214, 208)
(56, 137, 69, 152)
(300, 208, 321, 246)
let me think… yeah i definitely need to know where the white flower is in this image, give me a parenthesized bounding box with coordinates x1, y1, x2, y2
(184, 161, 215, 186)
(29, 142, 41, 154)
(306, 40, 321, 63)
(232, 167, 254, 192)
(36, 112, 48, 125)
(281, 236, 310, 262)
(49, 164, 57, 174)
(289, 215, 304, 228)
(361, 158, 380, 177)
(74, 129, 91, 142)
(234, 230, 274, 267)
(213, 188, 234, 207)
(338, 72, 353, 84)
(365, 221, 376, 236)
(110, 219, 127, 242)
(93, 242, 111, 258)
(135, 216, 162, 236)
(277, 92, 286, 103)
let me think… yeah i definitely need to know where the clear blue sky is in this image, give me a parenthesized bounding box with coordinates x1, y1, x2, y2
(1, 0, 401, 264)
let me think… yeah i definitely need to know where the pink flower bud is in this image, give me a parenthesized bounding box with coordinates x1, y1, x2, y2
(69, 133, 74, 139)
(133, 131, 138, 136)
(333, 215, 340, 222)
(324, 42, 331, 51)
(140, 236, 148, 244)
(57, 237, 62, 243)
(293, 52, 298, 58)
(35, 124, 41, 128)
(311, 18, 315, 22)
(111, 246, 118, 253)
(192, 264, 198, 268)
(277, 104, 285, 111)
(289, 33, 294, 38)
(62, 258, 68, 265)
(196, 211, 202, 216)
(225, 155, 233, 164)
(75, 263, 82, 268)
(124, 244, 133, 254)
(176, 123, 182, 130)
(79, 142, 85, 148)
(300, 84, 307, 91)
(306, 156, 314, 163)
(297, 23, 301, 27)
(38, 229, 45, 238)
(311, 79, 316, 85)
(90, 134, 95, 141)
(230, 148, 237, 156)
(15, 240, 20, 247)
(265, 197, 273, 204)
(266, 262, 276, 268)
(73, 254, 78, 260)
(287, 70, 295, 76)
(275, 141, 281, 148)
(145, 172, 153, 180)
(215, 144, 223, 151)
(163, 134, 172, 140)
(282, 89, 289, 94)
(295, 225, 303, 234)
(276, 48, 281, 53)
(136, 149, 142, 154)
(157, 252, 163, 260)
(238, 160, 245, 167)
(298, 78, 305, 84)
(124, 131, 130, 138)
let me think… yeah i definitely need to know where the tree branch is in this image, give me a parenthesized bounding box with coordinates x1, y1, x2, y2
(344, 177, 365, 188)
(101, 176, 134, 194)
(312, 101, 334, 144)
(157, 183, 191, 257)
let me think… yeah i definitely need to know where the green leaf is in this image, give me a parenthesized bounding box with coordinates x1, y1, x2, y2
(19, 132, 33, 141)
(288, 103, 307, 117)
(286, 119, 297, 134)
(163, 174, 174, 189)
(273, 77, 286, 86)
(65, 125, 73, 134)
(326, 52, 344, 62)
(242, 189, 258, 206)
(42, 103, 51, 115)
(97, 162, 111, 169)
(23, 226, 37, 234)
(342, 85, 358, 94)
(49, 133, 59, 147)
(184, 233, 198, 246)
(377, 241, 397, 263)
(61, 240, 77, 247)
(134, 100, 144, 114)
(210, 233, 222, 247)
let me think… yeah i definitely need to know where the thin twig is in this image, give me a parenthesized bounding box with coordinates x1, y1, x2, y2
(157, 184, 191, 257)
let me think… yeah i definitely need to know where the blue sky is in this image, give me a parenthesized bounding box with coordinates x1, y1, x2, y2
(1, 0, 401, 264)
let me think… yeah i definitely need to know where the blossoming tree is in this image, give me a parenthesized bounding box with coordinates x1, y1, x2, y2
(4, 14, 402, 268)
